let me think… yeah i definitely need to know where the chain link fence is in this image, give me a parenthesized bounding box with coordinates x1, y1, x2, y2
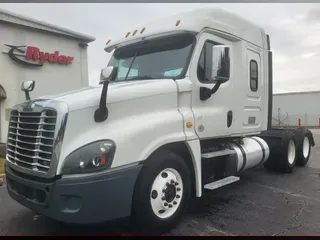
(272, 109, 320, 128)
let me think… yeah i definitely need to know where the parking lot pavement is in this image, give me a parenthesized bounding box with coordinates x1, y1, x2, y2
(0, 129, 320, 235)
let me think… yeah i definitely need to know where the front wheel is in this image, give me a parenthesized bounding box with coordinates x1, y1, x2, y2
(131, 150, 191, 234)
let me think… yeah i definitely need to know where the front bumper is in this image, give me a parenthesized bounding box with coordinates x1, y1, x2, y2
(5, 164, 142, 224)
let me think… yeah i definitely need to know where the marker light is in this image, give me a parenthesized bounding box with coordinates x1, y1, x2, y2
(140, 27, 146, 34)
(125, 32, 131, 38)
(106, 39, 111, 45)
(176, 20, 181, 26)
(132, 29, 138, 36)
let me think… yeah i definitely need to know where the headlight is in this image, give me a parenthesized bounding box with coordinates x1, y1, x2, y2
(61, 140, 116, 175)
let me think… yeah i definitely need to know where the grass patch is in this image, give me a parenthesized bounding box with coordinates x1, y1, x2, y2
(0, 157, 4, 174)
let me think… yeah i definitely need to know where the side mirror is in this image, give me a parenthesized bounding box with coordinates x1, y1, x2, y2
(209, 45, 230, 82)
(21, 80, 35, 92)
(99, 66, 117, 84)
(200, 45, 230, 101)
(21, 80, 35, 101)
(95, 66, 117, 123)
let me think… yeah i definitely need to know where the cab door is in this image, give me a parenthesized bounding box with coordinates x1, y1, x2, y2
(189, 31, 237, 139)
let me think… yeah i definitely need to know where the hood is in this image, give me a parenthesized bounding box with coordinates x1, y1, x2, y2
(39, 79, 177, 112)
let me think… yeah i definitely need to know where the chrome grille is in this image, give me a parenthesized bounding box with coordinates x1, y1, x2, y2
(6, 109, 57, 173)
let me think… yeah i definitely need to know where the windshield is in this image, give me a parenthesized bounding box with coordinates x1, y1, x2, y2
(107, 33, 195, 81)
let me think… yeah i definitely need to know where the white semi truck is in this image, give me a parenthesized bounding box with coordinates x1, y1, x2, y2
(4, 8, 315, 234)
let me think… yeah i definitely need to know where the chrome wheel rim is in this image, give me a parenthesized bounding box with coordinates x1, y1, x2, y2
(302, 137, 310, 158)
(288, 140, 296, 165)
(150, 168, 183, 219)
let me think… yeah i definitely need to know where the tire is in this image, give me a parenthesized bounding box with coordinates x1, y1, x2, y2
(261, 130, 297, 173)
(131, 149, 191, 234)
(295, 128, 312, 166)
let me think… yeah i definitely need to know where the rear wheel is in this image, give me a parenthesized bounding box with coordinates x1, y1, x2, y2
(261, 130, 297, 173)
(131, 149, 191, 234)
(294, 128, 312, 166)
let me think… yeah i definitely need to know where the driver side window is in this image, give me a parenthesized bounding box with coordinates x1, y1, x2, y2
(197, 41, 215, 83)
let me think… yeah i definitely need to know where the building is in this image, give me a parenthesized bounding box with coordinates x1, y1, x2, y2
(0, 8, 95, 143)
(272, 91, 320, 128)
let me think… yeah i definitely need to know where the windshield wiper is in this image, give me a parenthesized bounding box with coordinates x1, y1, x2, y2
(124, 52, 138, 81)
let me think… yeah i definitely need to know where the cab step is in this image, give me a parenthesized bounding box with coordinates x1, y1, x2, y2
(201, 149, 236, 159)
(204, 176, 240, 190)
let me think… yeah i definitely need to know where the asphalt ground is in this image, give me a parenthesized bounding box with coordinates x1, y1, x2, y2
(0, 129, 320, 235)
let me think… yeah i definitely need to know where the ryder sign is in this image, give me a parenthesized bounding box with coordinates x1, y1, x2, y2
(3, 44, 74, 67)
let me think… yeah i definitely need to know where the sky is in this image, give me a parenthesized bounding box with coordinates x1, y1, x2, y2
(0, 3, 320, 93)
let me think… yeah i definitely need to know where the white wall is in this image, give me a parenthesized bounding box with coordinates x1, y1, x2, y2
(273, 91, 320, 127)
(0, 22, 90, 142)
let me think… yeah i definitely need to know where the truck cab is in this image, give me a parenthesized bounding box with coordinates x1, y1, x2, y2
(4, 8, 314, 234)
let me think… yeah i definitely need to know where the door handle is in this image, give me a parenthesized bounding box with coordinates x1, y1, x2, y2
(227, 111, 233, 128)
